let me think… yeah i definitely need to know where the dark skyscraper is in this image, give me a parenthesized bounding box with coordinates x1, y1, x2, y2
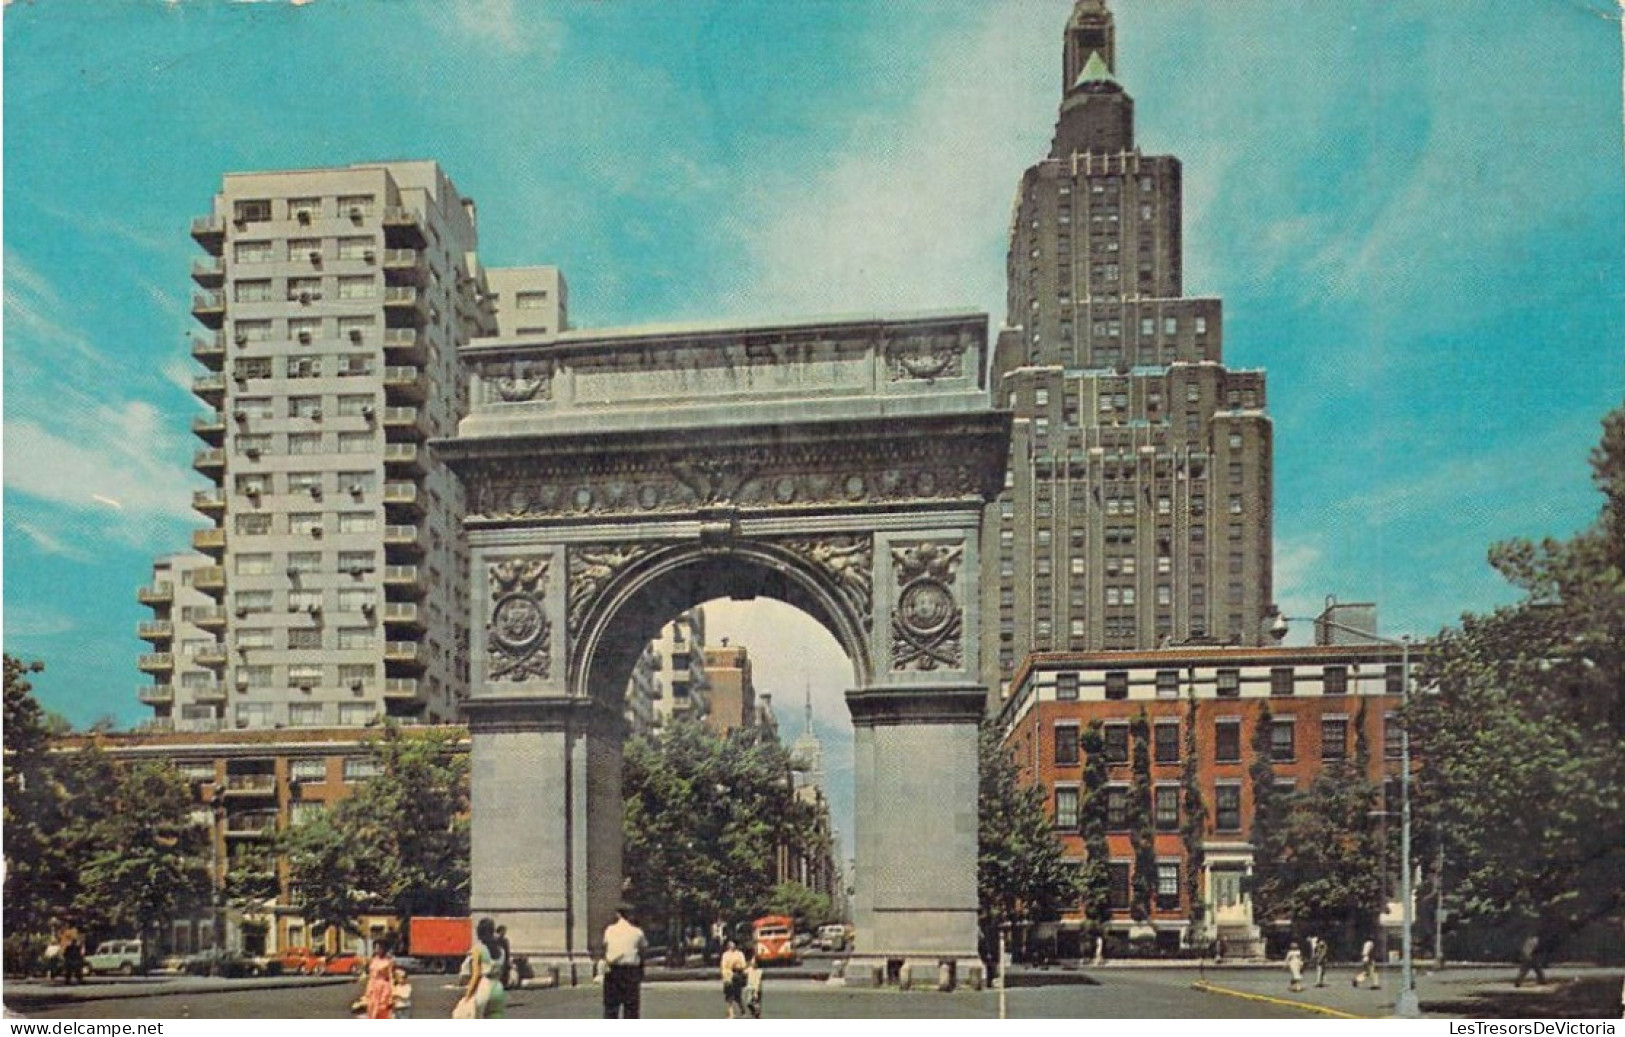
(985, 0, 1274, 694)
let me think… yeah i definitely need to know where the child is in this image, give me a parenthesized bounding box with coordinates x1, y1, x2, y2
(391, 967, 414, 1019)
(743, 955, 763, 1019)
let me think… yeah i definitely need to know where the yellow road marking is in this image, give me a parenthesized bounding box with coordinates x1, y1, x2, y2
(1191, 980, 1369, 1019)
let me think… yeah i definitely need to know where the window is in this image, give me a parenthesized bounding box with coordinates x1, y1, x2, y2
(1270, 718, 1296, 762)
(1055, 724, 1080, 766)
(1385, 664, 1406, 695)
(288, 589, 322, 612)
(338, 550, 374, 574)
(337, 588, 376, 612)
(1154, 786, 1179, 830)
(1323, 666, 1349, 695)
(336, 395, 375, 417)
(235, 241, 274, 264)
(234, 279, 274, 303)
(235, 703, 273, 727)
(177, 761, 218, 782)
(336, 627, 373, 650)
(1215, 719, 1242, 763)
(1194, 316, 1208, 335)
(234, 433, 270, 457)
(1108, 862, 1132, 910)
(1056, 672, 1079, 701)
(343, 757, 381, 781)
(234, 357, 272, 381)
(515, 290, 550, 309)
(288, 277, 322, 303)
(338, 512, 377, 534)
(1104, 723, 1129, 764)
(289, 759, 326, 781)
(1155, 670, 1179, 699)
(288, 433, 324, 456)
(1384, 713, 1403, 760)
(234, 627, 273, 650)
(289, 318, 321, 343)
(1154, 721, 1179, 764)
(1106, 786, 1129, 831)
(236, 513, 271, 535)
(1215, 784, 1242, 831)
(288, 628, 322, 651)
(1216, 668, 1240, 698)
(1270, 667, 1295, 697)
(1321, 717, 1348, 761)
(1054, 787, 1079, 829)
(288, 237, 321, 261)
(337, 276, 376, 300)
(339, 704, 376, 728)
(286, 550, 322, 573)
(288, 703, 324, 728)
(1105, 671, 1129, 700)
(236, 553, 273, 576)
(337, 195, 374, 219)
(288, 664, 322, 689)
(338, 432, 374, 454)
(287, 197, 321, 220)
(233, 199, 271, 224)
(1156, 862, 1180, 909)
(285, 471, 323, 495)
(287, 356, 322, 380)
(237, 665, 273, 688)
(337, 237, 374, 260)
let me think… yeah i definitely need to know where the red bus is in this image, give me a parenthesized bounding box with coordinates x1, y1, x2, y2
(751, 915, 797, 966)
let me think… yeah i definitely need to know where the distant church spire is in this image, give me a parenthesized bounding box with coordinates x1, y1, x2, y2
(1063, 0, 1117, 95)
(803, 679, 814, 737)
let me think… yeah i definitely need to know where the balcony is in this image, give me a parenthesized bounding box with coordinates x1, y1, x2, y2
(194, 643, 229, 669)
(191, 527, 227, 556)
(191, 290, 227, 328)
(193, 373, 227, 405)
(381, 206, 426, 247)
(138, 653, 175, 674)
(382, 287, 428, 326)
(185, 606, 227, 630)
(382, 524, 423, 559)
(380, 249, 425, 284)
(382, 365, 428, 403)
(384, 641, 425, 669)
(383, 566, 426, 600)
(192, 566, 227, 596)
(137, 620, 174, 644)
(191, 332, 226, 369)
(382, 328, 426, 365)
(191, 215, 226, 253)
(193, 448, 226, 475)
(192, 412, 226, 445)
(191, 256, 225, 287)
(224, 814, 277, 838)
(383, 677, 420, 700)
(137, 582, 174, 606)
(193, 487, 226, 515)
(382, 482, 423, 515)
(381, 603, 424, 630)
(382, 443, 424, 474)
(137, 685, 174, 706)
(191, 682, 227, 704)
(223, 774, 278, 797)
(381, 406, 425, 441)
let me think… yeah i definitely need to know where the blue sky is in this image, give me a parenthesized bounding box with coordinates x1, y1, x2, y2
(5, 1, 1623, 862)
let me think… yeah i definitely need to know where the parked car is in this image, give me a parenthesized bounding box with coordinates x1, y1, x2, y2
(85, 940, 146, 976)
(815, 924, 848, 952)
(275, 947, 326, 975)
(322, 952, 365, 976)
(180, 950, 274, 978)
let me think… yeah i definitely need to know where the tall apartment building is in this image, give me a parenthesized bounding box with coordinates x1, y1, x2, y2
(140, 161, 566, 730)
(984, 0, 1273, 693)
(625, 608, 710, 735)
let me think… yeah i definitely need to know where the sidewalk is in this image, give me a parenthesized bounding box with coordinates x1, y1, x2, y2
(1189, 965, 1624, 1019)
(2, 974, 350, 1006)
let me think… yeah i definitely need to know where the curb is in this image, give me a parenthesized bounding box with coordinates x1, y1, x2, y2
(3, 976, 351, 1006)
(1190, 979, 1369, 1019)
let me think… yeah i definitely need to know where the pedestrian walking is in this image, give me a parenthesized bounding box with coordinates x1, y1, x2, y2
(720, 939, 749, 1019)
(61, 928, 85, 986)
(1514, 934, 1546, 988)
(360, 938, 396, 1019)
(390, 966, 414, 1019)
(1311, 935, 1330, 987)
(459, 917, 508, 1019)
(1353, 938, 1380, 989)
(495, 925, 514, 990)
(1285, 942, 1305, 992)
(1091, 934, 1104, 968)
(602, 904, 649, 1019)
(743, 953, 764, 1019)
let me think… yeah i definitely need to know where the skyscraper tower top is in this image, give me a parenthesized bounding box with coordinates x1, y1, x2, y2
(1054, 0, 1133, 159)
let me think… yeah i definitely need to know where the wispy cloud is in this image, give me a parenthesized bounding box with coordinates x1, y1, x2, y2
(2, 608, 77, 640)
(446, 0, 563, 58)
(10, 519, 95, 561)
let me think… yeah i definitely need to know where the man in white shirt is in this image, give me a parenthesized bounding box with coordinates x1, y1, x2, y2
(602, 904, 649, 1019)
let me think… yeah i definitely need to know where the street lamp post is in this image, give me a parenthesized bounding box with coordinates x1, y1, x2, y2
(1269, 611, 1421, 1018)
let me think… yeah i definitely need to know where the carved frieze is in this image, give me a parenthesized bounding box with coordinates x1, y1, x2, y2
(486, 556, 552, 683)
(464, 439, 990, 523)
(778, 535, 874, 624)
(567, 544, 655, 637)
(477, 359, 553, 404)
(890, 541, 964, 672)
(887, 332, 969, 383)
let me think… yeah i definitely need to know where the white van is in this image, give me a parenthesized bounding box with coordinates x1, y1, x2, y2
(86, 940, 146, 976)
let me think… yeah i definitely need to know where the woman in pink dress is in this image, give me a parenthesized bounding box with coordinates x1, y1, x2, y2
(362, 939, 396, 1019)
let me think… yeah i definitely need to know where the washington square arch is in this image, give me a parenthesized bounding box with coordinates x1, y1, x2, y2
(437, 310, 1010, 985)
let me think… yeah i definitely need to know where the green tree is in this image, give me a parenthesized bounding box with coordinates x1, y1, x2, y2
(283, 724, 470, 936)
(1410, 406, 1625, 954)
(622, 718, 815, 952)
(1180, 692, 1209, 944)
(978, 721, 1081, 961)
(761, 881, 833, 930)
(1126, 709, 1155, 922)
(1077, 721, 1113, 933)
(1248, 703, 1282, 925)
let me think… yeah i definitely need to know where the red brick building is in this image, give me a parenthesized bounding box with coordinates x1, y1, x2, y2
(996, 643, 1411, 955)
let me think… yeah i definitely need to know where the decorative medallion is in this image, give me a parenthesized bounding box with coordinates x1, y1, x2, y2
(780, 535, 873, 624)
(890, 541, 964, 671)
(567, 544, 655, 636)
(486, 556, 552, 682)
(484, 359, 553, 404)
(887, 333, 966, 383)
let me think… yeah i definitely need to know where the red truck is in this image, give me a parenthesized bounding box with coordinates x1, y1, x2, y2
(406, 917, 471, 973)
